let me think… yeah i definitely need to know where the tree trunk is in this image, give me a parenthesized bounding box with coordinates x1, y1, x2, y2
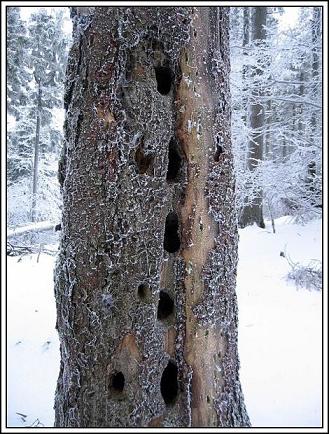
(239, 7, 266, 229)
(264, 98, 272, 159)
(7, 221, 56, 239)
(54, 6, 250, 428)
(241, 7, 250, 127)
(306, 7, 321, 205)
(298, 69, 305, 133)
(31, 81, 41, 222)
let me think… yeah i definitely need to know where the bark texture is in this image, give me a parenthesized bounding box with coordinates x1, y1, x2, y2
(54, 6, 250, 428)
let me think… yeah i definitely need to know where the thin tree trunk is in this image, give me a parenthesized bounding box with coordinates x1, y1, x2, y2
(31, 81, 41, 222)
(282, 136, 287, 158)
(7, 221, 55, 239)
(241, 7, 250, 127)
(264, 98, 272, 159)
(298, 69, 305, 133)
(240, 7, 266, 229)
(306, 7, 321, 203)
(54, 7, 250, 428)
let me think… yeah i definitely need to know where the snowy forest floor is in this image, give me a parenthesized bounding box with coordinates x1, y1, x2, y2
(7, 217, 322, 428)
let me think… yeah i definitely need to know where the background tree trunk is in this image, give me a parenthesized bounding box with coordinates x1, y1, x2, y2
(306, 7, 321, 205)
(239, 7, 266, 228)
(31, 81, 41, 222)
(241, 7, 250, 128)
(54, 6, 250, 428)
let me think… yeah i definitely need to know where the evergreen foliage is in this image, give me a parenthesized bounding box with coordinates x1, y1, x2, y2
(7, 7, 70, 225)
(231, 7, 322, 224)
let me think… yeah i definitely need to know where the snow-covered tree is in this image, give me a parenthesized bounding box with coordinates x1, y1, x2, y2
(28, 9, 68, 221)
(7, 7, 31, 118)
(7, 8, 70, 226)
(7, 7, 33, 182)
(239, 7, 267, 229)
(231, 7, 322, 225)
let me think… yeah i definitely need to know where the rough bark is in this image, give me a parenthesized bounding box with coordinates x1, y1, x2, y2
(239, 7, 266, 229)
(54, 6, 250, 428)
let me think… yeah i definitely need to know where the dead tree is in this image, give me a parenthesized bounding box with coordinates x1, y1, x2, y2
(54, 6, 250, 427)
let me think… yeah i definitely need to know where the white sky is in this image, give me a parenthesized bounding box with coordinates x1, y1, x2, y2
(279, 7, 299, 30)
(19, 6, 300, 34)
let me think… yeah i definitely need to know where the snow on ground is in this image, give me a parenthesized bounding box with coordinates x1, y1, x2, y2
(7, 253, 60, 428)
(237, 217, 322, 427)
(6, 217, 322, 427)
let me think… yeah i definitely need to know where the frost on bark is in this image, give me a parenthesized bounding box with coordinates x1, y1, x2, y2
(54, 6, 250, 428)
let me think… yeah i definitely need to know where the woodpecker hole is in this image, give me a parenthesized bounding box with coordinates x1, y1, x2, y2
(166, 139, 183, 182)
(155, 66, 173, 95)
(109, 371, 125, 395)
(135, 146, 154, 174)
(164, 212, 180, 253)
(137, 283, 150, 301)
(157, 290, 174, 320)
(161, 360, 178, 405)
(214, 145, 223, 162)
